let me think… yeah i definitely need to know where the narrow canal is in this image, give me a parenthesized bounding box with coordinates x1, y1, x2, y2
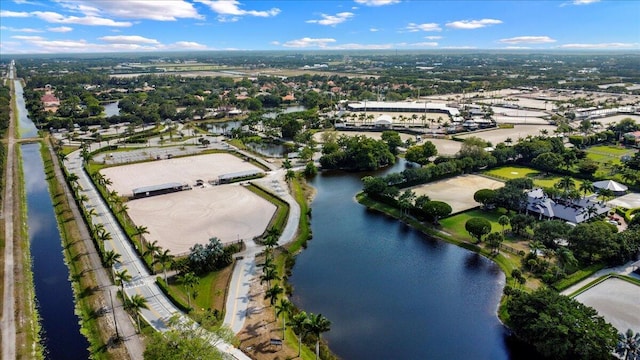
(290, 161, 527, 359)
(16, 79, 90, 359)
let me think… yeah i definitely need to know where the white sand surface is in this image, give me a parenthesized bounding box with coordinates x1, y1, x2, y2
(127, 185, 276, 255)
(409, 175, 504, 214)
(575, 278, 640, 333)
(101, 153, 261, 197)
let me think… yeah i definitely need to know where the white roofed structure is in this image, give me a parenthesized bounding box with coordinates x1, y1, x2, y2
(347, 101, 460, 117)
(593, 180, 628, 194)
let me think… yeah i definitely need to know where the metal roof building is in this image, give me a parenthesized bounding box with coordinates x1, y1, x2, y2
(347, 101, 460, 117)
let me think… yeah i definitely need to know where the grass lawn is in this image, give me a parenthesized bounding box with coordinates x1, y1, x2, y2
(439, 209, 506, 241)
(483, 165, 587, 189)
(586, 145, 636, 157)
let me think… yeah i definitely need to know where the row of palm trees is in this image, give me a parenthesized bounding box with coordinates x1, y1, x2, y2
(259, 227, 332, 359)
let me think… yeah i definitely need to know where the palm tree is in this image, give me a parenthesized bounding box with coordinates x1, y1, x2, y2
(135, 225, 150, 251)
(556, 176, 576, 193)
(528, 240, 545, 257)
(263, 227, 280, 253)
(275, 299, 293, 339)
(260, 267, 280, 288)
(598, 188, 615, 203)
(305, 313, 331, 360)
(115, 269, 132, 295)
(498, 215, 510, 234)
(180, 272, 199, 308)
(264, 284, 284, 318)
(144, 240, 161, 269)
(579, 180, 594, 197)
(616, 329, 640, 360)
(555, 248, 577, 275)
(96, 229, 112, 253)
(290, 311, 308, 357)
(125, 294, 149, 333)
(154, 249, 174, 283)
(103, 249, 121, 271)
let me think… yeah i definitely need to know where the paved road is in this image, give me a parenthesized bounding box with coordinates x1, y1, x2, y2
(560, 260, 640, 296)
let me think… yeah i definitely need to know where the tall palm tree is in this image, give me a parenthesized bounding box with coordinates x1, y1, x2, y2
(290, 312, 308, 357)
(260, 267, 280, 289)
(135, 225, 150, 251)
(96, 229, 112, 254)
(275, 299, 293, 339)
(579, 180, 594, 197)
(180, 272, 199, 308)
(305, 313, 331, 360)
(264, 284, 284, 318)
(144, 239, 160, 269)
(115, 269, 132, 295)
(154, 249, 174, 283)
(498, 215, 510, 234)
(126, 294, 149, 333)
(103, 249, 121, 271)
(616, 329, 640, 360)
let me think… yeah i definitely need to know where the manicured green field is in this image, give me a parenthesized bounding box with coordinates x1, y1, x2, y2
(586, 145, 635, 157)
(440, 209, 506, 241)
(483, 165, 587, 189)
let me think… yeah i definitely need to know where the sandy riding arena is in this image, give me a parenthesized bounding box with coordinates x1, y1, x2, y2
(127, 185, 276, 254)
(100, 153, 262, 197)
(409, 174, 504, 214)
(100, 153, 275, 254)
(574, 277, 640, 333)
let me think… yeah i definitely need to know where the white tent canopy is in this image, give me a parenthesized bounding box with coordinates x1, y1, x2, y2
(593, 180, 628, 193)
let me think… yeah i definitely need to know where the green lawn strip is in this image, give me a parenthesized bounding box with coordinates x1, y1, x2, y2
(226, 139, 246, 150)
(41, 140, 112, 359)
(439, 209, 505, 241)
(286, 177, 311, 254)
(246, 183, 289, 232)
(552, 263, 605, 292)
(586, 145, 635, 157)
(483, 165, 587, 189)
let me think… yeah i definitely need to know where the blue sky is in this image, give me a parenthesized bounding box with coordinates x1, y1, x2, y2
(1, 0, 638, 54)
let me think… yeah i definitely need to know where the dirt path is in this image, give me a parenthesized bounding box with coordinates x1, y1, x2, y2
(2, 75, 18, 360)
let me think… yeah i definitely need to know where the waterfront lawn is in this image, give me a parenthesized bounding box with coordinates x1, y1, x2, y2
(440, 209, 506, 241)
(483, 165, 586, 189)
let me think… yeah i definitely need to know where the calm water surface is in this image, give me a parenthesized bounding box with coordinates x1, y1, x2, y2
(22, 144, 90, 359)
(16, 77, 89, 359)
(290, 160, 517, 360)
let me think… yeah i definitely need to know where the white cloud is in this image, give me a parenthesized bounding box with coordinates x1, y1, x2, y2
(32, 11, 132, 26)
(281, 37, 337, 48)
(499, 36, 556, 44)
(0, 10, 30, 17)
(354, 0, 400, 6)
(370, 28, 379, 32)
(99, 35, 160, 45)
(424, 35, 442, 40)
(558, 42, 639, 49)
(2, 26, 43, 32)
(330, 43, 394, 50)
(48, 26, 73, 32)
(406, 42, 438, 47)
(170, 41, 208, 49)
(446, 19, 502, 29)
(195, 0, 280, 21)
(573, 0, 600, 5)
(503, 46, 531, 50)
(56, 0, 203, 21)
(405, 22, 441, 32)
(12, 35, 45, 40)
(442, 46, 477, 49)
(306, 12, 354, 26)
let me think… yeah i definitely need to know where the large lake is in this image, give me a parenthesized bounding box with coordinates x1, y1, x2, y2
(289, 160, 524, 359)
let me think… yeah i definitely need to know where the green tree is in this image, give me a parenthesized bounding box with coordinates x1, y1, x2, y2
(473, 189, 496, 209)
(143, 316, 229, 360)
(555, 247, 578, 275)
(264, 284, 284, 318)
(126, 294, 149, 333)
(421, 201, 452, 224)
(498, 215, 510, 234)
(290, 311, 308, 357)
(380, 130, 402, 155)
(275, 298, 293, 339)
(616, 329, 640, 360)
(155, 249, 174, 283)
(103, 249, 121, 271)
(506, 288, 618, 360)
(532, 152, 564, 175)
(305, 313, 331, 360)
(180, 272, 199, 308)
(115, 269, 132, 295)
(465, 217, 492, 242)
(486, 232, 504, 254)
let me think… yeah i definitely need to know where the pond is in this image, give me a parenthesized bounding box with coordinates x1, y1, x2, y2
(103, 101, 120, 117)
(246, 142, 288, 158)
(289, 160, 530, 359)
(262, 105, 307, 119)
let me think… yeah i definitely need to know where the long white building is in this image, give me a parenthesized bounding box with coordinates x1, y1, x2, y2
(347, 101, 460, 117)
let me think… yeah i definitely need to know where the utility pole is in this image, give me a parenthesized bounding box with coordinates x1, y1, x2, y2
(110, 288, 119, 340)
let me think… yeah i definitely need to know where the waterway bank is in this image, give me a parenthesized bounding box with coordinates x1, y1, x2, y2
(288, 164, 520, 359)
